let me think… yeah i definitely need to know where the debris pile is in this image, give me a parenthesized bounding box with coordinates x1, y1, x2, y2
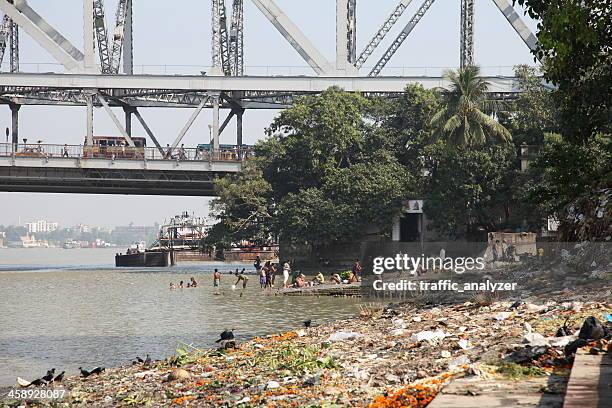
(2, 284, 610, 407)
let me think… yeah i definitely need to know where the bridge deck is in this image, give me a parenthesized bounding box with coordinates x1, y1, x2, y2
(0, 143, 243, 196)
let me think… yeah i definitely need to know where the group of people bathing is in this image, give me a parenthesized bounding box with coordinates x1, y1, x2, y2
(169, 276, 198, 289)
(254, 257, 362, 289)
(169, 258, 363, 292)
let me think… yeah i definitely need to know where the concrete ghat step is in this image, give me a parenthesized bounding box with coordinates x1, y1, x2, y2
(428, 377, 565, 408)
(563, 350, 611, 408)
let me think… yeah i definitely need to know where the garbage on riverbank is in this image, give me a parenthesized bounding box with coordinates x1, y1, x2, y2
(2, 280, 610, 407)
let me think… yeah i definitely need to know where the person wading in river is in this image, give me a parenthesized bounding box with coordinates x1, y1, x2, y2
(235, 271, 249, 290)
(282, 260, 291, 289)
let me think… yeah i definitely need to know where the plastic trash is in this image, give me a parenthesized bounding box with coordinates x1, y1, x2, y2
(410, 330, 446, 343)
(327, 331, 362, 342)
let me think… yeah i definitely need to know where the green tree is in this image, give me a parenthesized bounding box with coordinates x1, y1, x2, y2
(500, 65, 559, 145)
(205, 160, 274, 248)
(277, 156, 412, 245)
(513, 0, 611, 141)
(523, 134, 612, 224)
(420, 142, 517, 239)
(258, 87, 370, 199)
(373, 84, 441, 172)
(430, 65, 512, 147)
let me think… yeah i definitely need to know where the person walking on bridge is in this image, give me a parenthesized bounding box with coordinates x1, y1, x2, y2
(62, 144, 69, 158)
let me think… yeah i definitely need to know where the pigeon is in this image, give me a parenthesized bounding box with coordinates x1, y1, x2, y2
(578, 316, 606, 340)
(215, 329, 235, 343)
(303, 319, 312, 328)
(29, 378, 47, 387)
(16, 377, 46, 388)
(143, 354, 151, 367)
(42, 368, 55, 382)
(509, 300, 523, 310)
(89, 367, 105, 375)
(79, 367, 91, 378)
(53, 371, 65, 383)
(556, 317, 571, 337)
(215, 329, 236, 349)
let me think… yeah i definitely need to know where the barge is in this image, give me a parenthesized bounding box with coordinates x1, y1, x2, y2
(115, 212, 278, 267)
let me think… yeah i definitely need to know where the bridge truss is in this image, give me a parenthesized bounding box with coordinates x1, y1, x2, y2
(0, 0, 539, 160)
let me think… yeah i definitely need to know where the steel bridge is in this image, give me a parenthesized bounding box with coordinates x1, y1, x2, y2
(0, 0, 539, 195)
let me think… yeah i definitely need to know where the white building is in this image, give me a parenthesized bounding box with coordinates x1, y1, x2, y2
(26, 220, 59, 233)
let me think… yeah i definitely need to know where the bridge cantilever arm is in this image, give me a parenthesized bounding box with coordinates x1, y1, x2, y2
(249, 0, 333, 75)
(490, 0, 538, 56)
(0, 0, 84, 71)
(132, 109, 165, 156)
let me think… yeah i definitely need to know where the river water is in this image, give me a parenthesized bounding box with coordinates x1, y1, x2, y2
(0, 248, 361, 386)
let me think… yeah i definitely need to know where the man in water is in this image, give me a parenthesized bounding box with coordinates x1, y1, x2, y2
(213, 269, 221, 287)
(254, 256, 261, 274)
(235, 270, 249, 289)
(352, 259, 362, 280)
(190, 277, 198, 288)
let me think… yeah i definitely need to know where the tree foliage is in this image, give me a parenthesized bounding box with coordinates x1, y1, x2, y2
(205, 160, 273, 248)
(500, 65, 560, 144)
(420, 142, 517, 239)
(523, 135, 612, 222)
(514, 0, 611, 140)
(430, 66, 512, 147)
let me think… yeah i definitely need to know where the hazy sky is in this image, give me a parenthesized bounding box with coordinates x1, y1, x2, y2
(0, 0, 539, 227)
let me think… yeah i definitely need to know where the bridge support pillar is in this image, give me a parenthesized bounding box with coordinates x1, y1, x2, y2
(9, 103, 19, 152)
(236, 108, 244, 157)
(212, 95, 220, 151)
(85, 93, 94, 146)
(124, 107, 132, 137)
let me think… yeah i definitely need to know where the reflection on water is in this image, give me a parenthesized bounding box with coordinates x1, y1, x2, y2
(0, 249, 361, 386)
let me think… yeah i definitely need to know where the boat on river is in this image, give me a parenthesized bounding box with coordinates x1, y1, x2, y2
(115, 212, 278, 267)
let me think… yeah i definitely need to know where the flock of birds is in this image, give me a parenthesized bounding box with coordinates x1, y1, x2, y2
(16, 322, 315, 387)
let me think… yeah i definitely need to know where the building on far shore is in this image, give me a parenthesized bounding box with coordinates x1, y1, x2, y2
(26, 220, 59, 234)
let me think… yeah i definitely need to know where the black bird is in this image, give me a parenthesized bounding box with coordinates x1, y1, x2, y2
(53, 371, 65, 383)
(578, 316, 606, 340)
(29, 378, 47, 387)
(509, 300, 523, 310)
(556, 317, 571, 337)
(89, 367, 105, 375)
(215, 329, 235, 343)
(41, 368, 55, 382)
(79, 367, 91, 378)
(143, 354, 151, 367)
(136, 356, 144, 363)
(303, 319, 312, 328)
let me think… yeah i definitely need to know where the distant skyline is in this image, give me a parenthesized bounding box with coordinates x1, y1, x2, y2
(1, 0, 539, 226)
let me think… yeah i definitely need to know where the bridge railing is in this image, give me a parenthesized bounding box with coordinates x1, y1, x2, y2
(0, 143, 253, 162)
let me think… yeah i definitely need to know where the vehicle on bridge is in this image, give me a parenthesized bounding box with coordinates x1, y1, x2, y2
(196, 143, 252, 160)
(15, 145, 47, 158)
(83, 136, 146, 159)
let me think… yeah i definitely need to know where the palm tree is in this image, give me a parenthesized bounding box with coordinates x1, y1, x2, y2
(430, 65, 512, 147)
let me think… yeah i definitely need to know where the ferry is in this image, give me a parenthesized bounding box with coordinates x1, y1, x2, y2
(115, 212, 278, 267)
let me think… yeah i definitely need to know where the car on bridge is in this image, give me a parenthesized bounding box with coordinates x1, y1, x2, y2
(83, 136, 147, 159)
(196, 143, 252, 160)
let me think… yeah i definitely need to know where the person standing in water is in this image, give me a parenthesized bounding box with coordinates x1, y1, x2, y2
(235, 270, 249, 289)
(259, 264, 267, 289)
(213, 269, 221, 287)
(282, 260, 291, 288)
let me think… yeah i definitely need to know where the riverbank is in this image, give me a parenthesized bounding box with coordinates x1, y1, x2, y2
(2, 275, 609, 407)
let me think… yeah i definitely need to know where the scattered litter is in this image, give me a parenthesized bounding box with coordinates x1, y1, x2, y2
(448, 355, 470, 369)
(458, 339, 471, 350)
(327, 331, 362, 342)
(494, 312, 512, 321)
(411, 330, 446, 343)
